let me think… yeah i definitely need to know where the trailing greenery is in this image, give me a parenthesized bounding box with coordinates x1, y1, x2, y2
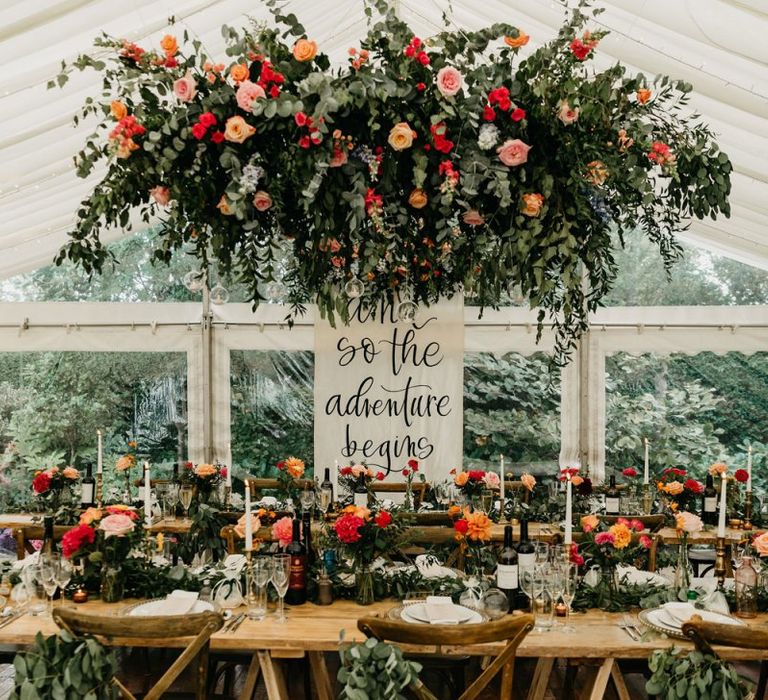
(178, 503, 228, 564)
(11, 630, 119, 700)
(646, 647, 750, 700)
(338, 636, 422, 700)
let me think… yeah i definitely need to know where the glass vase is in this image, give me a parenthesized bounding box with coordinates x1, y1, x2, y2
(100, 565, 124, 603)
(735, 556, 758, 618)
(674, 538, 691, 594)
(595, 564, 620, 611)
(355, 566, 375, 606)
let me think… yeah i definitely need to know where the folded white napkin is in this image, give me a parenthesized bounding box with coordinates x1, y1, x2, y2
(164, 590, 199, 615)
(617, 565, 668, 588)
(223, 554, 247, 573)
(258, 497, 277, 507)
(424, 595, 460, 624)
(415, 554, 458, 580)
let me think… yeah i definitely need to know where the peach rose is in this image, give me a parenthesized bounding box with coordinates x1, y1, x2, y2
(504, 30, 529, 48)
(217, 195, 233, 215)
(557, 100, 579, 125)
(408, 188, 428, 209)
(521, 193, 544, 217)
(115, 138, 139, 159)
(520, 473, 536, 492)
(99, 513, 135, 538)
(160, 34, 178, 56)
(454, 471, 469, 487)
(236, 80, 266, 113)
(484, 471, 500, 489)
(229, 63, 249, 84)
(285, 457, 305, 479)
(581, 514, 599, 533)
(753, 532, 768, 557)
(194, 463, 217, 478)
(609, 523, 632, 549)
(235, 513, 261, 539)
(343, 504, 371, 521)
(271, 516, 294, 548)
(636, 88, 652, 105)
(115, 454, 136, 472)
(350, 464, 369, 478)
(110, 100, 127, 120)
(465, 509, 492, 541)
(674, 511, 703, 534)
(150, 186, 171, 206)
(585, 160, 608, 186)
(665, 480, 685, 496)
(462, 210, 485, 226)
(252, 191, 273, 211)
(387, 121, 416, 151)
(436, 66, 463, 97)
(292, 39, 318, 62)
(173, 71, 197, 102)
(80, 507, 103, 525)
(224, 115, 256, 143)
(329, 147, 348, 168)
(62, 467, 79, 480)
(709, 462, 728, 476)
(496, 138, 531, 167)
(571, 475, 584, 487)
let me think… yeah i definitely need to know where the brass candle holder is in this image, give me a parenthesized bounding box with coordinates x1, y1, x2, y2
(743, 491, 753, 531)
(714, 536, 727, 589)
(642, 482, 653, 515)
(224, 485, 232, 510)
(95, 473, 103, 507)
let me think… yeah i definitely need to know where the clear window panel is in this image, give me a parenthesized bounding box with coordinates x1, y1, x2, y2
(605, 352, 768, 487)
(463, 352, 561, 475)
(230, 350, 314, 477)
(0, 351, 187, 509)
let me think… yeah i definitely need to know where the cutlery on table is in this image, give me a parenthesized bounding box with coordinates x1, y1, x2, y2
(222, 613, 244, 632)
(620, 614, 639, 641)
(0, 610, 24, 630)
(228, 614, 247, 633)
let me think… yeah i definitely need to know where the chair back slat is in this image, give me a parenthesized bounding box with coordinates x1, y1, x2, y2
(682, 617, 768, 653)
(13, 525, 69, 560)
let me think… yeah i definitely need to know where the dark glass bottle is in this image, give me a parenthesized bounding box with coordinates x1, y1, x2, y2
(302, 511, 315, 569)
(321, 467, 334, 503)
(41, 515, 55, 559)
(605, 475, 620, 515)
(496, 525, 518, 612)
(173, 463, 182, 517)
(353, 474, 368, 507)
(516, 519, 536, 610)
(285, 519, 307, 605)
(80, 462, 95, 508)
(702, 473, 718, 525)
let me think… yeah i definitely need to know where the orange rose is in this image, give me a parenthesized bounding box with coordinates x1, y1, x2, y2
(115, 454, 136, 472)
(454, 471, 469, 487)
(160, 34, 178, 56)
(521, 193, 544, 217)
(284, 457, 305, 479)
(292, 39, 318, 62)
(194, 463, 217, 478)
(447, 504, 461, 517)
(665, 480, 684, 496)
(571, 475, 584, 487)
(609, 523, 632, 549)
(636, 88, 652, 105)
(585, 160, 608, 186)
(62, 467, 79, 480)
(217, 195, 233, 215)
(504, 30, 529, 48)
(224, 115, 256, 143)
(465, 509, 492, 542)
(408, 188, 428, 209)
(520, 473, 536, 492)
(235, 513, 261, 539)
(708, 462, 728, 477)
(80, 507, 103, 525)
(387, 122, 416, 151)
(110, 100, 127, 120)
(581, 514, 599, 532)
(229, 63, 250, 84)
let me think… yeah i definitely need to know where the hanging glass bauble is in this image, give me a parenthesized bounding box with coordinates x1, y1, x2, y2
(183, 270, 206, 292)
(266, 282, 285, 302)
(396, 299, 418, 323)
(344, 276, 365, 299)
(507, 281, 525, 305)
(209, 284, 230, 305)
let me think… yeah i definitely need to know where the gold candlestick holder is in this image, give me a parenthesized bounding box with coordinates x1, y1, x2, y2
(224, 485, 232, 509)
(743, 491, 753, 531)
(714, 536, 727, 589)
(642, 483, 653, 515)
(96, 473, 103, 507)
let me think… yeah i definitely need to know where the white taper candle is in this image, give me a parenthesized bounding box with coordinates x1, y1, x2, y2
(717, 472, 727, 538)
(244, 480, 253, 550)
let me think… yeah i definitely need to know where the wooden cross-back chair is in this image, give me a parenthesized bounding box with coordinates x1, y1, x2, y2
(370, 480, 430, 509)
(13, 525, 69, 560)
(358, 613, 534, 700)
(682, 616, 768, 699)
(53, 608, 224, 700)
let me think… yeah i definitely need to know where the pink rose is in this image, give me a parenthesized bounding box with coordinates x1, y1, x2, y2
(753, 532, 768, 558)
(271, 516, 294, 548)
(173, 71, 197, 102)
(674, 511, 703, 535)
(594, 532, 615, 546)
(351, 464, 368, 478)
(252, 191, 273, 211)
(150, 186, 171, 206)
(235, 80, 266, 113)
(639, 535, 653, 549)
(497, 139, 531, 167)
(436, 66, 463, 97)
(234, 513, 260, 539)
(630, 519, 645, 532)
(329, 147, 348, 168)
(99, 513, 136, 539)
(484, 471, 500, 489)
(462, 210, 485, 226)
(557, 99, 579, 125)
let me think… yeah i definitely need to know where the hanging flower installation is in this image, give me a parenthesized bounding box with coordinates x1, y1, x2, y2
(52, 0, 731, 363)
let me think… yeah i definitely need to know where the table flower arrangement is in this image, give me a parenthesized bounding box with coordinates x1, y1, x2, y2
(182, 461, 226, 504)
(31, 465, 80, 512)
(338, 463, 385, 503)
(655, 467, 703, 518)
(323, 504, 406, 604)
(449, 505, 494, 576)
(452, 468, 498, 507)
(275, 456, 307, 504)
(53, 0, 731, 364)
(61, 504, 144, 602)
(672, 510, 703, 593)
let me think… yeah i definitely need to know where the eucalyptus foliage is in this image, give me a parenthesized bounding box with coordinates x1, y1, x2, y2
(338, 636, 422, 700)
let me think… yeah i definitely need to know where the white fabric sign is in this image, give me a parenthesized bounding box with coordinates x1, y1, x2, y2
(314, 299, 463, 482)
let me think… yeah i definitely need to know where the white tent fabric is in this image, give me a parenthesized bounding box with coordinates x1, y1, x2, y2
(0, 0, 766, 280)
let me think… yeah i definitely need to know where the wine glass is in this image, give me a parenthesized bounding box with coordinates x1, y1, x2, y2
(154, 482, 168, 519)
(20, 564, 46, 616)
(519, 565, 535, 615)
(179, 485, 194, 523)
(39, 558, 58, 616)
(271, 554, 291, 623)
(165, 482, 180, 519)
(300, 487, 315, 516)
(318, 487, 332, 517)
(534, 541, 550, 565)
(248, 557, 271, 621)
(561, 564, 579, 633)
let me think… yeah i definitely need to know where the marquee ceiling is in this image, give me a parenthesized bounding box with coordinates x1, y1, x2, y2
(0, 0, 765, 281)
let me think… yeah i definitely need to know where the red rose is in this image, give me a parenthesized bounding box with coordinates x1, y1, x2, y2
(375, 511, 392, 528)
(404, 45, 416, 58)
(408, 459, 419, 471)
(468, 470, 486, 481)
(734, 469, 749, 483)
(411, 37, 422, 49)
(664, 467, 687, 477)
(340, 466, 353, 476)
(454, 519, 469, 535)
(220, 467, 228, 479)
(61, 524, 95, 559)
(199, 112, 217, 128)
(375, 471, 385, 481)
(416, 51, 430, 66)
(630, 519, 645, 532)
(402, 469, 410, 477)
(569, 38, 591, 60)
(299, 135, 311, 149)
(416, 82, 426, 91)
(684, 478, 705, 493)
(510, 107, 526, 122)
(184, 461, 193, 469)
(191, 123, 207, 140)
(276, 461, 286, 470)
(32, 472, 51, 494)
(164, 56, 178, 68)
(269, 85, 280, 98)
(483, 105, 496, 121)
(211, 131, 225, 144)
(497, 96, 511, 112)
(622, 467, 638, 478)
(570, 543, 584, 566)
(334, 514, 364, 544)
(294, 112, 307, 127)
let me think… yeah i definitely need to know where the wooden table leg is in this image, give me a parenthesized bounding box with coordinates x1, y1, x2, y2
(256, 651, 289, 700)
(588, 659, 614, 700)
(610, 662, 631, 700)
(239, 654, 262, 700)
(309, 651, 334, 700)
(527, 658, 554, 700)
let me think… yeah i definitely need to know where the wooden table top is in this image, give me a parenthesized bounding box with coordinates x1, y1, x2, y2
(1, 599, 766, 661)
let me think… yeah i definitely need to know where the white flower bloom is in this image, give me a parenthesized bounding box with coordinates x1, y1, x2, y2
(477, 123, 499, 150)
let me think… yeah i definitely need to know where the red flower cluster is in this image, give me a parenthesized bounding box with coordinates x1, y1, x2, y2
(570, 543, 584, 566)
(734, 469, 749, 483)
(375, 511, 392, 528)
(256, 60, 284, 99)
(663, 467, 687, 477)
(569, 32, 598, 61)
(339, 466, 353, 476)
(403, 37, 429, 65)
(438, 160, 459, 183)
(109, 115, 146, 141)
(616, 517, 646, 532)
(622, 467, 638, 478)
(32, 472, 52, 494)
(120, 41, 145, 63)
(684, 478, 705, 493)
(466, 469, 486, 481)
(295, 112, 323, 149)
(488, 86, 512, 112)
(454, 519, 469, 535)
(61, 524, 95, 559)
(648, 141, 675, 166)
(430, 122, 454, 154)
(558, 466, 580, 482)
(510, 107, 526, 122)
(192, 112, 222, 141)
(364, 188, 383, 215)
(334, 514, 364, 543)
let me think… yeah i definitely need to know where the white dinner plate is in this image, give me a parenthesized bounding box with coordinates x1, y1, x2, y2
(400, 605, 482, 625)
(124, 598, 215, 617)
(639, 606, 745, 639)
(405, 602, 476, 624)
